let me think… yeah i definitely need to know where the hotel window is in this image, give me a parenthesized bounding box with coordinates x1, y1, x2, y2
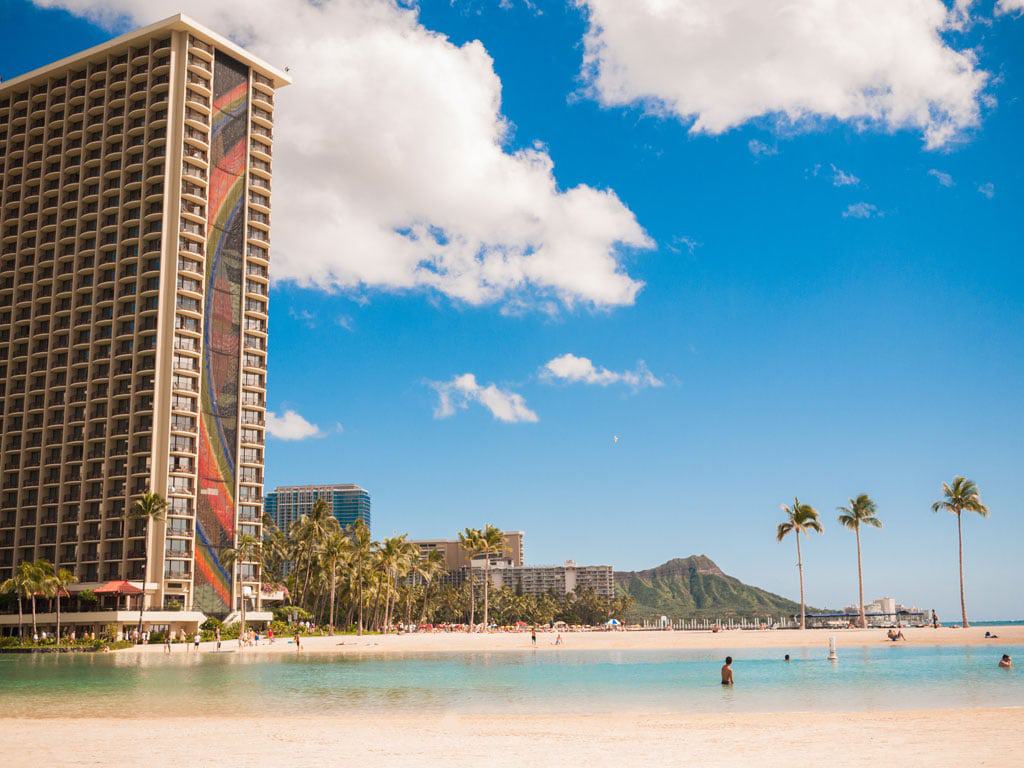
(175, 315, 199, 332)
(169, 497, 192, 514)
(171, 394, 195, 412)
(172, 354, 196, 371)
(171, 415, 195, 433)
(169, 435, 194, 453)
(172, 374, 196, 391)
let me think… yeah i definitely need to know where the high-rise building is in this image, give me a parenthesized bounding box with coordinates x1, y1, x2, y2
(0, 14, 289, 635)
(490, 561, 615, 599)
(266, 484, 372, 533)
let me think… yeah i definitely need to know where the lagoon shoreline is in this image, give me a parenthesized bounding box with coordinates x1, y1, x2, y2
(117, 623, 1024, 656)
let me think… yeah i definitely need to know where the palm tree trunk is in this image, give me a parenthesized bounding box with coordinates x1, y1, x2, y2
(31, 595, 38, 638)
(419, 580, 431, 624)
(56, 593, 62, 644)
(796, 533, 806, 630)
(467, 567, 475, 631)
(329, 568, 337, 632)
(483, 558, 490, 630)
(17, 596, 24, 641)
(856, 527, 866, 629)
(357, 577, 364, 635)
(957, 512, 969, 628)
(138, 523, 148, 638)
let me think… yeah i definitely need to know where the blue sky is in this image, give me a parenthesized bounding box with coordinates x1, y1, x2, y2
(3, 1, 1022, 619)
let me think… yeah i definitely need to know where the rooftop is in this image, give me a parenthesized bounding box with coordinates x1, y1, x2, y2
(0, 12, 291, 94)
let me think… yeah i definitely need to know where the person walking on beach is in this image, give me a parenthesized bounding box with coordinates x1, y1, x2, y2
(721, 657, 734, 685)
(193, 631, 201, 652)
(163, 634, 171, 654)
(215, 627, 221, 651)
(999, 654, 1013, 668)
(294, 630, 302, 651)
(531, 627, 537, 647)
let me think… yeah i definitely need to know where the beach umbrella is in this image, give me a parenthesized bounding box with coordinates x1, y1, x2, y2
(605, 618, 621, 626)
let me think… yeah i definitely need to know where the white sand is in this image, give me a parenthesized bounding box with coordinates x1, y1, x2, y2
(6, 708, 1022, 767)
(127, 623, 1024, 656)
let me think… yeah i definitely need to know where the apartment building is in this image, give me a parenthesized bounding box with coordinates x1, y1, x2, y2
(412, 530, 525, 572)
(490, 561, 615, 599)
(265, 483, 372, 533)
(0, 14, 289, 634)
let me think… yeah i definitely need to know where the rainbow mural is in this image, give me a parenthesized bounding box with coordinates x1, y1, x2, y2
(194, 52, 248, 616)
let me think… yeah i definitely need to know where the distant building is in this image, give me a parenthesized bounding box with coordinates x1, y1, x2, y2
(412, 531, 524, 570)
(491, 561, 615, 599)
(266, 484, 371, 533)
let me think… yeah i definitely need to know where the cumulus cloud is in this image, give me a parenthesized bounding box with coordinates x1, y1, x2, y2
(38, 0, 651, 309)
(842, 202, 883, 219)
(430, 374, 538, 423)
(928, 169, 955, 187)
(996, 0, 1024, 15)
(267, 409, 323, 440)
(541, 353, 663, 391)
(831, 165, 860, 187)
(577, 0, 989, 149)
(977, 182, 995, 198)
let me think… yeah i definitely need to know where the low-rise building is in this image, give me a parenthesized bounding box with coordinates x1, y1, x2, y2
(490, 560, 615, 599)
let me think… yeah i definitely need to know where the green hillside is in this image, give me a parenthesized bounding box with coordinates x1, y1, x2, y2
(615, 555, 810, 621)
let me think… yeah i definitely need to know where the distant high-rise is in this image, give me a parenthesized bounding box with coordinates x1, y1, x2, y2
(266, 484, 372, 533)
(0, 14, 289, 634)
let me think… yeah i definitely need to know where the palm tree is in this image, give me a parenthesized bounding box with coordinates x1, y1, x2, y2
(348, 519, 373, 635)
(320, 530, 350, 632)
(932, 476, 989, 628)
(458, 527, 483, 631)
(476, 524, 505, 630)
(776, 498, 824, 630)
(416, 548, 447, 624)
(50, 566, 79, 644)
(129, 491, 167, 638)
(836, 494, 882, 629)
(0, 560, 36, 640)
(222, 533, 263, 635)
(295, 499, 338, 604)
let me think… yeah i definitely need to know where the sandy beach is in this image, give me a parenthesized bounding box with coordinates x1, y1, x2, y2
(4, 708, 1020, 768)
(125, 623, 1024, 656)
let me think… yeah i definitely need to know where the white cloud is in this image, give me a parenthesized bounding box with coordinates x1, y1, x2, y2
(266, 409, 323, 440)
(996, 0, 1024, 15)
(927, 168, 955, 187)
(541, 353, 663, 391)
(977, 181, 995, 198)
(430, 374, 538, 423)
(842, 202, 883, 219)
(288, 307, 316, 328)
(577, 0, 988, 149)
(747, 139, 777, 157)
(831, 165, 860, 187)
(38, 0, 651, 309)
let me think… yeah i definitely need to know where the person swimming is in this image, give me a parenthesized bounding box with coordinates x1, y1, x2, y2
(999, 654, 1013, 668)
(721, 656, 734, 685)
(784, 654, 790, 662)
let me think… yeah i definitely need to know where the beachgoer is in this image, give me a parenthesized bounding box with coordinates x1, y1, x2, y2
(531, 628, 537, 647)
(999, 654, 1013, 668)
(555, 633, 563, 646)
(932, 610, 939, 629)
(193, 631, 201, 651)
(164, 635, 171, 654)
(294, 631, 301, 651)
(215, 627, 222, 651)
(721, 656, 734, 685)
(784, 654, 790, 662)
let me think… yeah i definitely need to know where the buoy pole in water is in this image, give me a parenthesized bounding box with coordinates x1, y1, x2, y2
(828, 635, 838, 661)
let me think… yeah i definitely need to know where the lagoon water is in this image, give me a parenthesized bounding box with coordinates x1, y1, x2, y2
(1, 644, 1020, 718)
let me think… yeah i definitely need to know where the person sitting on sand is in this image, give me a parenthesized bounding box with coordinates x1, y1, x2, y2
(985, 631, 999, 639)
(721, 657, 734, 685)
(999, 654, 1013, 668)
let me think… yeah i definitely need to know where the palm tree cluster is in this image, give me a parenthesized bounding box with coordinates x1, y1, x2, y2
(0, 558, 78, 642)
(777, 475, 989, 629)
(262, 507, 631, 632)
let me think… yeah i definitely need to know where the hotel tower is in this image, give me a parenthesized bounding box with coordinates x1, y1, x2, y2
(0, 15, 290, 633)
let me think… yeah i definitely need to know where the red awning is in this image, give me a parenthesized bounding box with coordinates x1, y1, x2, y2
(93, 580, 143, 595)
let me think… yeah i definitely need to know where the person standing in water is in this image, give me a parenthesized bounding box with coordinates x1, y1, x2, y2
(721, 656, 734, 685)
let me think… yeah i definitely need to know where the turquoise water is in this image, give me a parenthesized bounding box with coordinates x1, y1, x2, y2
(0, 645, 1020, 717)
